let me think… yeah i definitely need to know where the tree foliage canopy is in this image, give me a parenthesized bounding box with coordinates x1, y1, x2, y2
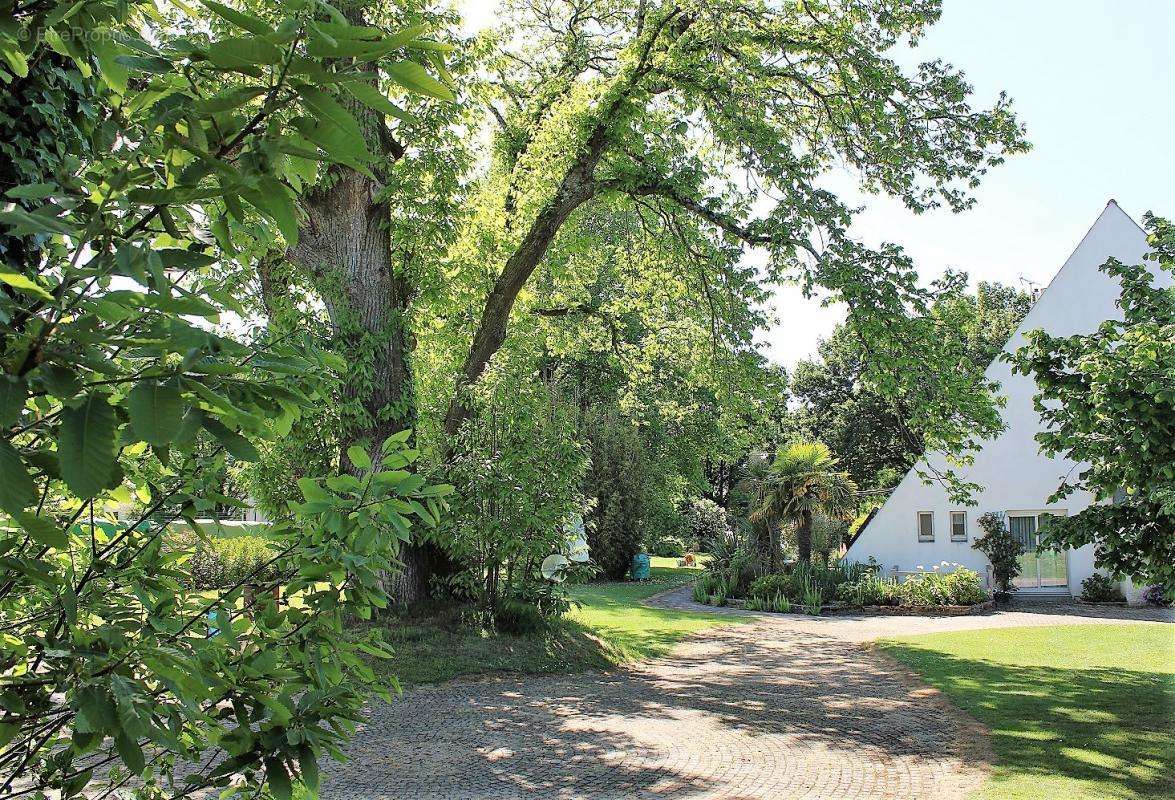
(0, 0, 452, 795)
(436, 0, 1029, 476)
(790, 280, 1033, 490)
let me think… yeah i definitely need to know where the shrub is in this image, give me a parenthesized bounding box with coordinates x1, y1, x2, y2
(443, 378, 587, 615)
(790, 559, 868, 598)
(1081, 573, 1126, 603)
(693, 570, 731, 606)
(586, 412, 649, 580)
(684, 498, 732, 552)
(748, 573, 801, 602)
(1142, 585, 1172, 607)
(745, 591, 792, 613)
(835, 565, 987, 607)
(836, 575, 898, 606)
(940, 568, 989, 605)
(493, 599, 548, 635)
(802, 580, 824, 615)
(724, 548, 764, 597)
(901, 566, 988, 606)
(183, 534, 279, 591)
(651, 536, 686, 557)
(973, 512, 1024, 594)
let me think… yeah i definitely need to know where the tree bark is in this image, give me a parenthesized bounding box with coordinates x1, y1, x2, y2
(441, 127, 608, 442)
(797, 509, 813, 564)
(288, 171, 449, 605)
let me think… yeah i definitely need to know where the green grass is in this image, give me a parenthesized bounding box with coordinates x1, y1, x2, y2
(371, 559, 735, 687)
(880, 624, 1175, 800)
(565, 561, 737, 663)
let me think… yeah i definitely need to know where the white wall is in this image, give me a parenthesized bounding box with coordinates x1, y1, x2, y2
(846, 202, 1167, 596)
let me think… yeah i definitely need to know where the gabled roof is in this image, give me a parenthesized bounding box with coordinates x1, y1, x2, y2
(845, 200, 1160, 559)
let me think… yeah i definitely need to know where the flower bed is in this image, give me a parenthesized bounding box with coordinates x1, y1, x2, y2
(724, 597, 994, 616)
(834, 600, 994, 616)
(695, 561, 991, 616)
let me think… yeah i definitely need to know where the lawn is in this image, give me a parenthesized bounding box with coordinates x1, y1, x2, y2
(372, 557, 735, 687)
(566, 557, 734, 663)
(880, 624, 1175, 800)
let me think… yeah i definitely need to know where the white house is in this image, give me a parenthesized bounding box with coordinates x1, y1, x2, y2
(845, 201, 1168, 601)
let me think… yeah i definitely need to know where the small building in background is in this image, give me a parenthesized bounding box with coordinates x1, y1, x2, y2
(845, 201, 1168, 604)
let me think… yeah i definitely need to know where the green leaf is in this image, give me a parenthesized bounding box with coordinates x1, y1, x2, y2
(384, 60, 454, 101)
(206, 37, 282, 69)
(39, 365, 80, 399)
(0, 376, 27, 426)
(17, 513, 67, 549)
(342, 81, 414, 122)
(75, 687, 117, 734)
(114, 54, 174, 73)
(292, 117, 373, 170)
(294, 85, 362, 139)
(298, 744, 320, 792)
(297, 477, 328, 502)
(5, 183, 56, 200)
(346, 445, 371, 471)
(59, 394, 118, 499)
(0, 39, 29, 78)
(91, 36, 129, 93)
(202, 417, 260, 462)
(0, 439, 36, 514)
(201, 0, 272, 36)
(215, 607, 236, 644)
(0, 208, 75, 236)
(194, 85, 268, 114)
(265, 757, 292, 800)
(114, 732, 145, 774)
(381, 24, 431, 51)
(241, 179, 299, 245)
(127, 380, 185, 446)
(0, 271, 53, 301)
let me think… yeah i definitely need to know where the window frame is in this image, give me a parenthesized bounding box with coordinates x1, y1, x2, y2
(950, 510, 967, 541)
(917, 511, 935, 542)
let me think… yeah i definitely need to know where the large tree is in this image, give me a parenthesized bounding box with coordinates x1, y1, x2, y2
(438, 0, 1027, 480)
(287, 0, 1028, 600)
(282, 0, 470, 602)
(0, 0, 449, 795)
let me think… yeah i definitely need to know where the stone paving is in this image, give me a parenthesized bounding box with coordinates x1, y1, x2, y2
(320, 587, 1170, 800)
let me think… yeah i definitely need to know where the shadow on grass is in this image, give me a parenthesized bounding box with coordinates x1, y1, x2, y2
(881, 642, 1174, 799)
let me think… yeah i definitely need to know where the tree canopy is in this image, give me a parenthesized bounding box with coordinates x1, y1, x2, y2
(0, 0, 1064, 794)
(790, 280, 1034, 490)
(0, 0, 452, 795)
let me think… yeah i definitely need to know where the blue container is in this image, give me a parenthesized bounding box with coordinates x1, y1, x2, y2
(631, 552, 651, 581)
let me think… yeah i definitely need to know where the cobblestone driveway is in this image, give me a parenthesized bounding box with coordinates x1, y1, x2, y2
(321, 588, 1169, 800)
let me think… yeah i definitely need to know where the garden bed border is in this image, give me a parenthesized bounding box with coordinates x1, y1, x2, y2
(721, 597, 995, 616)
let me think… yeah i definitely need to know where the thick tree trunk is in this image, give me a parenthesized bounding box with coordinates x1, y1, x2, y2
(288, 170, 452, 606)
(797, 509, 813, 564)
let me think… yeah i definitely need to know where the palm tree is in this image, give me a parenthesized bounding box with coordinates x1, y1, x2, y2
(749, 442, 857, 568)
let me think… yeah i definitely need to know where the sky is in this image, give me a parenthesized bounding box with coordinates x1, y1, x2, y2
(459, 0, 1175, 370)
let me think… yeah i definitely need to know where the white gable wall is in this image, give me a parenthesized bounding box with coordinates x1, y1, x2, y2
(846, 202, 1166, 595)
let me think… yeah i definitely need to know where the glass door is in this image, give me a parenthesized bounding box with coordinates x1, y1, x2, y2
(1009, 515, 1039, 589)
(1009, 513, 1068, 589)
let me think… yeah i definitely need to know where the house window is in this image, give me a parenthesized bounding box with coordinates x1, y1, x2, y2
(917, 511, 934, 542)
(950, 511, 967, 541)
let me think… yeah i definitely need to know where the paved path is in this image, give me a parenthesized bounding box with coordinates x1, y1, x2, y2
(321, 587, 1170, 800)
